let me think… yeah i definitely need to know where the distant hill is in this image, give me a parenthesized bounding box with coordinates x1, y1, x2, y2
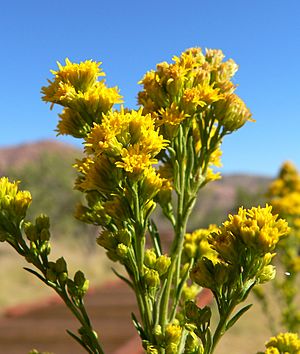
(0, 140, 272, 238)
(0, 140, 97, 244)
(0, 140, 79, 174)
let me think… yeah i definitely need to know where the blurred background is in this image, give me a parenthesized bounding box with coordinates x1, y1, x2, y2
(0, 0, 299, 353)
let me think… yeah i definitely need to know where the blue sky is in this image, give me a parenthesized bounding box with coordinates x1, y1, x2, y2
(0, 0, 299, 176)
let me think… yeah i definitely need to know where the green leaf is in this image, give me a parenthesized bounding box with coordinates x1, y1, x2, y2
(66, 329, 90, 352)
(148, 219, 162, 256)
(111, 268, 133, 289)
(131, 312, 147, 340)
(226, 304, 253, 331)
(23, 267, 47, 283)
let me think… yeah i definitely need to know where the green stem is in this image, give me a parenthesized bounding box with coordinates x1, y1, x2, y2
(210, 300, 236, 354)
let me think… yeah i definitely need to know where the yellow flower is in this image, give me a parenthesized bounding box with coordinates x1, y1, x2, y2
(263, 332, 300, 353)
(182, 83, 223, 114)
(0, 177, 32, 229)
(271, 192, 300, 216)
(214, 93, 253, 131)
(42, 58, 123, 138)
(158, 103, 187, 127)
(74, 155, 119, 194)
(140, 167, 167, 200)
(183, 225, 218, 261)
(138, 47, 242, 124)
(213, 205, 290, 256)
(42, 58, 104, 101)
(116, 146, 157, 174)
(57, 108, 90, 137)
(86, 108, 168, 157)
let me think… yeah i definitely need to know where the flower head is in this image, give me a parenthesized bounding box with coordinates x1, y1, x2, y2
(42, 58, 123, 138)
(258, 332, 300, 354)
(0, 178, 31, 237)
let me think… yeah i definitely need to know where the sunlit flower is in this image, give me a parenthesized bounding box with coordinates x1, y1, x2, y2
(258, 332, 300, 354)
(214, 93, 253, 132)
(0, 177, 32, 231)
(213, 205, 290, 256)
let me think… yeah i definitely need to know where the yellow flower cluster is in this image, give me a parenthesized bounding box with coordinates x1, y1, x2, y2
(258, 332, 300, 354)
(0, 177, 32, 235)
(212, 205, 289, 256)
(42, 58, 122, 138)
(74, 108, 171, 231)
(190, 206, 290, 292)
(85, 108, 168, 173)
(76, 108, 169, 191)
(183, 224, 218, 262)
(138, 47, 252, 135)
(268, 162, 300, 222)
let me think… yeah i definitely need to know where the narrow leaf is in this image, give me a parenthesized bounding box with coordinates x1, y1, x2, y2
(23, 267, 46, 283)
(111, 268, 133, 289)
(131, 312, 147, 340)
(226, 304, 253, 331)
(66, 329, 90, 352)
(148, 219, 162, 256)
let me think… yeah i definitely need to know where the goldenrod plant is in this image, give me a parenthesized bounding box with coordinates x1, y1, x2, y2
(0, 48, 292, 353)
(256, 162, 300, 333)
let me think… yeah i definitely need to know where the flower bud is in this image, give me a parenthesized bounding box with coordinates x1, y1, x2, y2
(165, 323, 182, 345)
(116, 243, 128, 259)
(144, 268, 160, 288)
(118, 229, 131, 246)
(155, 254, 171, 276)
(257, 265, 276, 284)
(46, 268, 57, 283)
(214, 93, 252, 132)
(40, 229, 50, 241)
(24, 222, 37, 242)
(55, 257, 68, 273)
(144, 249, 157, 268)
(153, 325, 163, 343)
(35, 214, 50, 231)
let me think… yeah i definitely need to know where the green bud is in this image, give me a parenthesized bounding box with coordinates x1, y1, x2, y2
(144, 268, 160, 288)
(46, 268, 57, 283)
(155, 254, 171, 276)
(55, 257, 68, 273)
(58, 272, 68, 285)
(153, 325, 163, 343)
(144, 249, 157, 268)
(35, 214, 50, 231)
(74, 270, 85, 287)
(74, 271, 89, 295)
(116, 243, 128, 259)
(40, 229, 50, 241)
(257, 265, 276, 284)
(24, 222, 37, 242)
(39, 241, 51, 255)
